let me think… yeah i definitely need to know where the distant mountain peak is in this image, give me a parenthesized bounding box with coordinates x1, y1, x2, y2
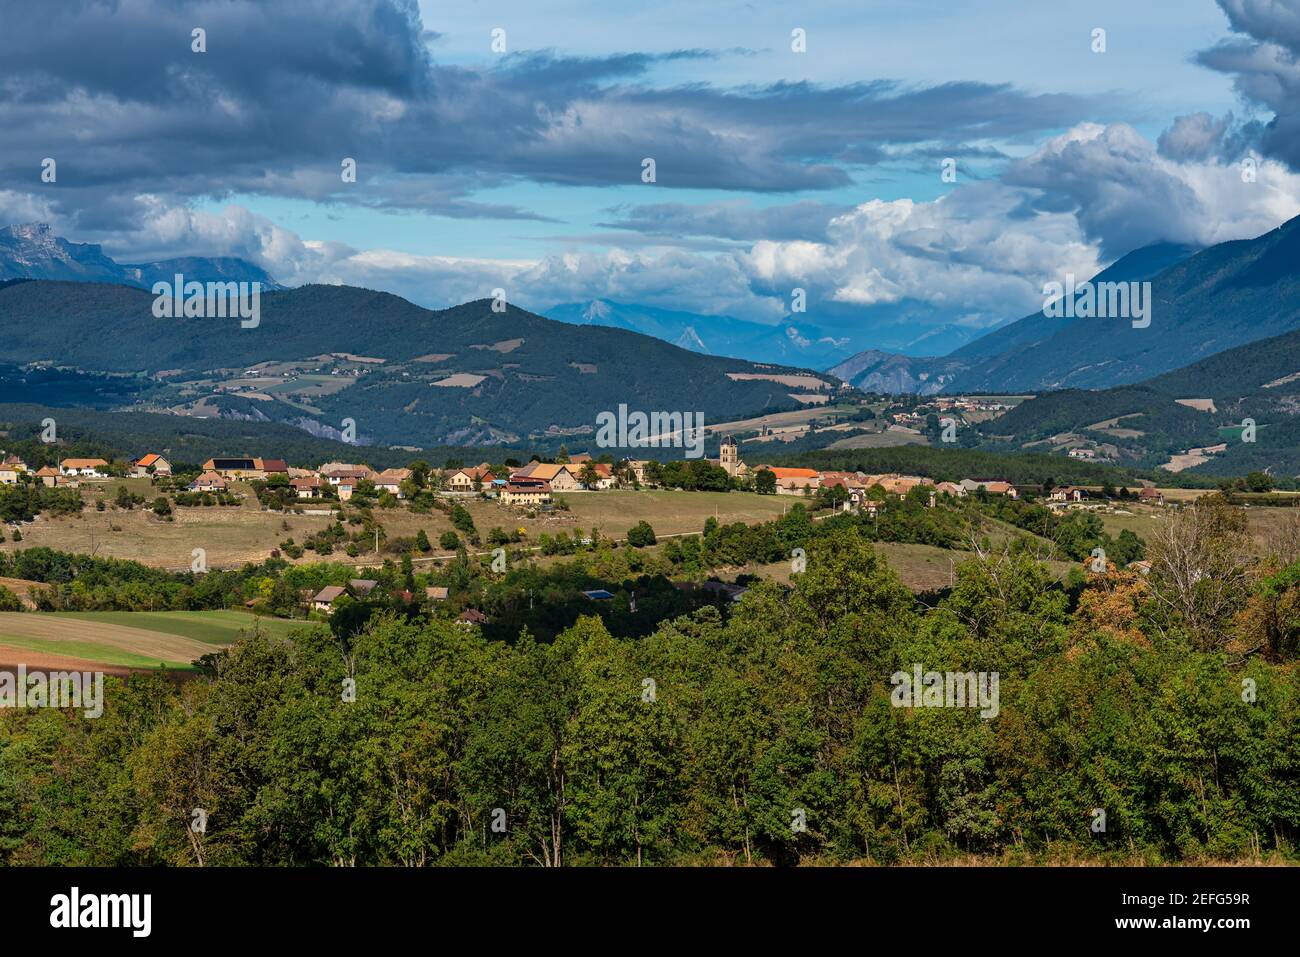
(0, 222, 282, 290)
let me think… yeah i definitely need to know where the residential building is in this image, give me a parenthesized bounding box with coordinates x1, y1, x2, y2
(0, 464, 19, 485)
(375, 468, 412, 497)
(1051, 486, 1089, 502)
(60, 458, 109, 477)
(458, 608, 489, 627)
(511, 462, 578, 491)
(761, 466, 821, 495)
(959, 479, 1019, 498)
(447, 463, 496, 492)
(1, 454, 27, 473)
(312, 585, 346, 614)
(34, 466, 61, 487)
(322, 466, 372, 486)
(261, 458, 289, 477)
(131, 453, 172, 477)
(500, 480, 553, 506)
(190, 471, 228, 491)
(348, 579, 379, 597)
(426, 586, 449, 603)
(202, 457, 265, 480)
(1138, 487, 1165, 505)
(290, 476, 321, 498)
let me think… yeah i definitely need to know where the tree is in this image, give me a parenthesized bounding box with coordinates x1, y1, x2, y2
(1147, 494, 1252, 649)
(1246, 470, 1275, 493)
(626, 521, 657, 548)
(754, 468, 777, 495)
(439, 531, 460, 551)
(416, 529, 432, 552)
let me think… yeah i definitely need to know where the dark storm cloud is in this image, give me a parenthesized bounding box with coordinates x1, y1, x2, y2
(0, 0, 1106, 232)
(1196, 0, 1300, 169)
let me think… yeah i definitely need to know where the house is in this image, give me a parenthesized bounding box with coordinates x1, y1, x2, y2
(260, 458, 289, 478)
(576, 462, 616, 490)
(131, 453, 172, 477)
(0, 464, 19, 485)
(202, 457, 265, 480)
(348, 579, 379, 597)
(567, 452, 593, 464)
(761, 466, 821, 495)
(500, 480, 552, 506)
(458, 608, 489, 627)
(1, 454, 27, 473)
(190, 471, 228, 491)
(337, 481, 355, 501)
(312, 585, 347, 613)
(60, 458, 109, 477)
(935, 481, 965, 498)
(34, 466, 61, 487)
(1138, 487, 1165, 505)
(1051, 486, 1089, 503)
(511, 462, 578, 491)
(960, 479, 1018, 498)
(1126, 560, 1153, 576)
(625, 460, 652, 486)
(291, 476, 322, 498)
(1068, 447, 1097, 460)
(447, 463, 497, 492)
(871, 474, 933, 497)
(426, 586, 449, 603)
(374, 468, 412, 497)
(321, 466, 372, 487)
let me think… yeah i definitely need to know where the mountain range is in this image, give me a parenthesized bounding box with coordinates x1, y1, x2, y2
(0, 223, 281, 290)
(544, 299, 859, 367)
(832, 215, 1300, 399)
(974, 315, 1300, 476)
(0, 278, 835, 449)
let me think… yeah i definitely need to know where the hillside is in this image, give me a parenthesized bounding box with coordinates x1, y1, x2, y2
(0, 280, 836, 447)
(827, 218, 1300, 396)
(0, 403, 521, 469)
(972, 321, 1300, 476)
(953, 219, 1300, 392)
(827, 241, 1201, 393)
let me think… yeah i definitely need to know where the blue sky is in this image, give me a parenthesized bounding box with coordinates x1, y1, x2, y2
(3, 0, 1299, 354)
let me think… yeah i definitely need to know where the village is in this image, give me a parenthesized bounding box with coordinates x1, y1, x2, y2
(0, 435, 1171, 515)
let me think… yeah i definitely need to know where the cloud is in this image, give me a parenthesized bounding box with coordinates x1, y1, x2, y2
(0, 0, 1107, 235)
(1004, 122, 1300, 256)
(597, 200, 852, 242)
(1197, 0, 1300, 169)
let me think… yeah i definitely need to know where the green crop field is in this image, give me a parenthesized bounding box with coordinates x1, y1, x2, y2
(0, 610, 309, 671)
(49, 610, 306, 644)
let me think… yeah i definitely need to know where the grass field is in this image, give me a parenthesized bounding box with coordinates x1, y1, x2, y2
(0, 610, 305, 670)
(49, 610, 304, 644)
(0, 487, 796, 569)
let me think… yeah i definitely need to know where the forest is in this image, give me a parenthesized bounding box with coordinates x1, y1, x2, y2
(1, 495, 1297, 866)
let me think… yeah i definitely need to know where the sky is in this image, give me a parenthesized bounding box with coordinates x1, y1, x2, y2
(3, 0, 1300, 353)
